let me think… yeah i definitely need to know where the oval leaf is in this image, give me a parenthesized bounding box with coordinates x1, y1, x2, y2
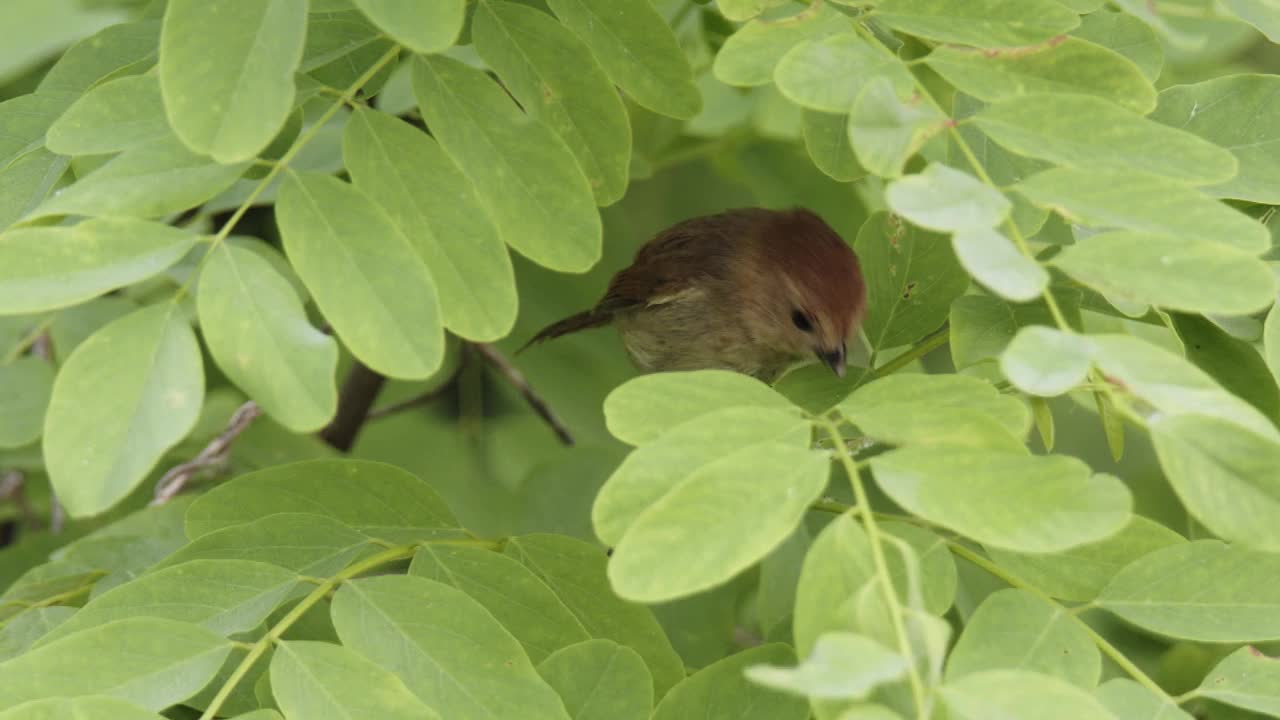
(870, 448, 1131, 552)
(603, 370, 792, 446)
(746, 632, 908, 700)
(874, 0, 1080, 47)
(714, 4, 852, 87)
(544, 0, 700, 119)
(941, 670, 1116, 720)
(198, 243, 337, 432)
(1052, 232, 1275, 315)
(952, 227, 1048, 301)
(331, 575, 571, 720)
(351, 0, 464, 53)
(946, 589, 1099, 687)
(537, 640, 653, 720)
(0, 218, 196, 315)
(1097, 540, 1280, 642)
(412, 55, 601, 273)
(270, 641, 440, 720)
(45, 305, 204, 517)
(608, 444, 830, 603)
(885, 163, 1012, 232)
(775, 33, 914, 113)
(0, 357, 54, 448)
(653, 644, 808, 720)
(999, 326, 1094, 396)
(159, 0, 307, 163)
(46, 75, 169, 155)
(277, 171, 443, 379)
(184, 459, 457, 542)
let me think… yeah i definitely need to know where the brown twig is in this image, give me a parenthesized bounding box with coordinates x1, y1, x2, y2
(367, 364, 466, 422)
(152, 401, 263, 505)
(319, 362, 387, 452)
(0, 471, 36, 529)
(473, 343, 574, 446)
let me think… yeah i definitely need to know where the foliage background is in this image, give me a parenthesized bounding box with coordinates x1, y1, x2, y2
(1, 0, 1280, 718)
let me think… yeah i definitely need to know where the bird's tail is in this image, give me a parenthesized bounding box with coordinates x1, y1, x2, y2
(517, 309, 612, 354)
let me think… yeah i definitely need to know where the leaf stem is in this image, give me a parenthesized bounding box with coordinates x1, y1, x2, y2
(946, 541, 1171, 702)
(821, 420, 928, 718)
(197, 542, 418, 720)
(173, 45, 402, 301)
(871, 325, 950, 380)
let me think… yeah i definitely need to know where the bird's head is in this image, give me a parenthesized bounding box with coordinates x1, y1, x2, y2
(738, 209, 867, 378)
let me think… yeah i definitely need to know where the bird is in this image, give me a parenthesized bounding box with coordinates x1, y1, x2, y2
(521, 207, 867, 384)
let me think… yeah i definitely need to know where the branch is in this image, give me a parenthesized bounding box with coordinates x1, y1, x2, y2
(319, 362, 387, 452)
(152, 401, 262, 505)
(367, 364, 465, 422)
(473, 343, 574, 446)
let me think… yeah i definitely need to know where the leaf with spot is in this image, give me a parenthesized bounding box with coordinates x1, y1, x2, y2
(853, 211, 969, 354)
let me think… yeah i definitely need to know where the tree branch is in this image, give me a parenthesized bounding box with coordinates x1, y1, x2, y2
(319, 362, 387, 452)
(473, 343, 574, 446)
(152, 401, 262, 505)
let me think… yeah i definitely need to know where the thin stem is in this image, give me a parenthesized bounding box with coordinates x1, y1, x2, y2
(871, 326, 950, 380)
(198, 542, 418, 720)
(821, 421, 928, 717)
(2, 319, 53, 365)
(173, 45, 402, 301)
(947, 541, 1171, 701)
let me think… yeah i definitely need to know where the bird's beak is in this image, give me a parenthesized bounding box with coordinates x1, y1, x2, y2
(818, 345, 846, 378)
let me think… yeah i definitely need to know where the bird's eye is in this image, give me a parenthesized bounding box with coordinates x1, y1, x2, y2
(791, 310, 814, 332)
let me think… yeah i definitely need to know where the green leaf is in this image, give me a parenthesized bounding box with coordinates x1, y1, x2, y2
(158, 513, 371, 576)
(277, 171, 444, 379)
(1098, 540, 1280, 642)
(793, 514, 873, 656)
(886, 163, 1011, 232)
(836, 706, 905, 720)
(987, 516, 1184, 602)
(854, 212, 968, 353)
(941, 670, 1116, 720)
(31, 136, 248, 221)
(1220, 0, 1280, 41)
(842, 396, 1025, 451)
(544, 0, 700, 119)
(974, 94, 1238, 185)
(840, 372, 1030, 438)
(717, 0, 789, 21)
(1151, 414, 1280, 551)
(653, 644, 808, 720)
(774, 33, 914, 113)
(409, 544, 590, 665)
(0, 218, 195, 315)
(608, 444, 828, 603)
(36, 19, 159, 95)
(159, 0, 307, 163)
(342, 108, 514, 342)
(1000, 326, 1094, 396)
(952, 227, 1047, 302)
(0, 149, 68, 231)
(603, 370, 792, 446)
(184, 459, 458, 542)
(593, 407, 811, 546)
(504, 534, 684, 699)
(0, 617, 230, 711)
(874, 0, 1080, 47)
(949, 95, 1050, 239)
(802, 110, 865, 182)
(350, 0, 463, 53)
(44, 304, 203, 517)
(712, 3, 852, 87)
(36, 560, 297, 645)
(537, 640, 653, 720)
(45, 75, 168, 155)
(0, 357, 53, 449)
(270, 641, 440, 720)
(1151, 74, 1280, 203)
(1095, 678, 1193, 720)
(849, 78, 946, 178)
(1195, 645, 1280, 716)
(1091, 333, 1279, 441)
(1014, 168, 1270, 254)
(0, 92, 77, 167)
(745, 632, 908, 700)
(1173, 313, 1280, 421)
(871, 448, 1131, 552)
(925, 37, 1156, 114)
(0, 697, 166, 720)
(48, 296, 135, 359)
(412, 55, 601, 272)
(197, 243, 336, 432)
(472, 0, 631, 207)
(1071, 10, 1163, 82)
(331, 575, 570, 720)
(1052, 232, 1275, 315)
(0, 607, 75, 661)
(946, 589, 1099, 687)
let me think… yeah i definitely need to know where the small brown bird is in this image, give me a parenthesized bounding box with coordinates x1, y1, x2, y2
(522, 208, 867, 383)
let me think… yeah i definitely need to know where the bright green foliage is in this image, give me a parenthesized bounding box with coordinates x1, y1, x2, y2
(159, 0, 306, 163)
(44, 305, 204, 517)
(2, 2, 1279, 719)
